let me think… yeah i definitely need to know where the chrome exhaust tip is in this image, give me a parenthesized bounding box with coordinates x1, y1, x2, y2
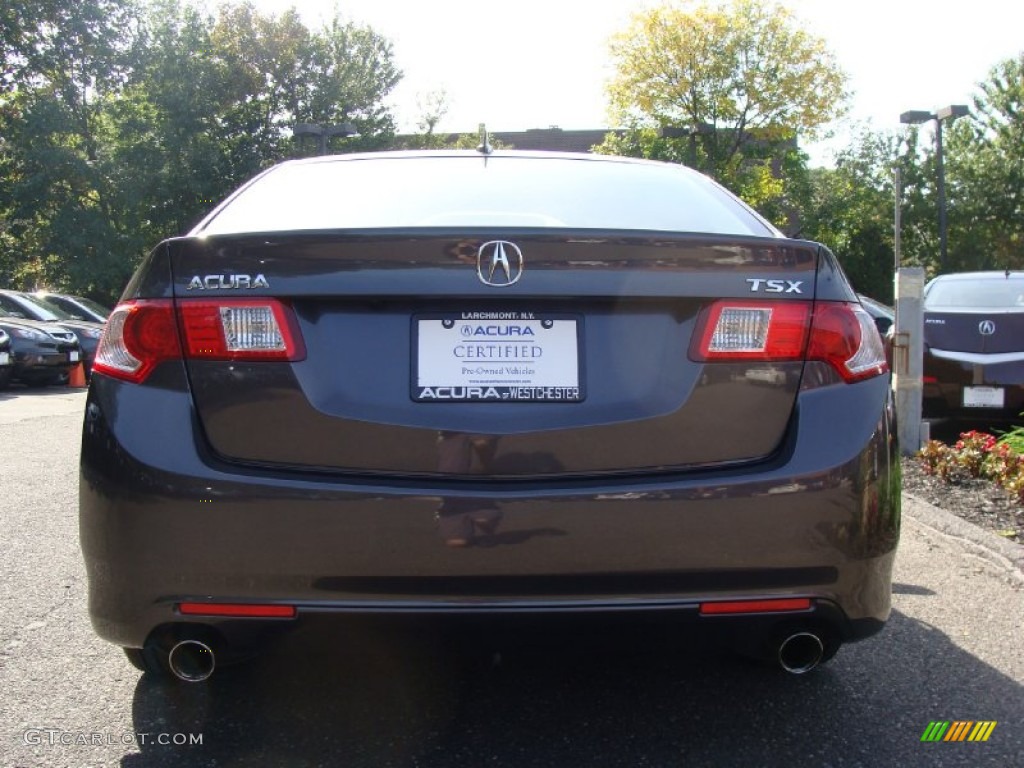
(777, 631, 824, 675)
(167, 639, 216, 682)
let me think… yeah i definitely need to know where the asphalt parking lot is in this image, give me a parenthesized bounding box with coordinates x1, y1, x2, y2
(1, 387, 1022, 767)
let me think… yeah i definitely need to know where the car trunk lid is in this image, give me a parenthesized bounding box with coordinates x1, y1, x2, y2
(924, 310, 1024, 354)
(169, 232, 820, 478)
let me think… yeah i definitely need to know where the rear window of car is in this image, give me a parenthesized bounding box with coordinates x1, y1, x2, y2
(196, 154, 779, 237)
(925, 276, 1024, 309)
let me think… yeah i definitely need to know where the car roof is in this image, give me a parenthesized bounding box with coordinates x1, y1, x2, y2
(929, 271, 1024, 282)
(283, 149, 691, 169)
(193, 149, 784, 239)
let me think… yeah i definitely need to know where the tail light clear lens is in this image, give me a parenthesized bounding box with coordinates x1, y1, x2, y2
(691, 300, 888, 383)
(93, 298, 304, 383)
(178, 301, 305, 360)
(692, 301, 811, 361)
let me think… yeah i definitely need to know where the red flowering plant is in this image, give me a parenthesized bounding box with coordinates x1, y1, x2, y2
(917, 439, 957, 481)
(984, 442, 1024, 503)
(917, 428, 1024, 504)
(953, 430, 998, 477)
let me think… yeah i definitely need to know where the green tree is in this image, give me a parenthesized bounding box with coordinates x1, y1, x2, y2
(393, 93, 509, 151)
(0, 0, 402, 302)
(104, 0, 228, 241)
(798, 127, 937, 302)
(944, 54, 1024, 271)
(0, 0, 139, 295)
(398, 89, 453, 149)
(597, 0, 848, 223)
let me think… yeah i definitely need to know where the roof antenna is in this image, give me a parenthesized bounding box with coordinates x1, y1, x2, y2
(476, 123, 493, 155)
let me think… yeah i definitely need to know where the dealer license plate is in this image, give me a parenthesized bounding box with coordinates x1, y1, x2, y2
(963, 386, 1004, 408)
(414, 312, 583, 402)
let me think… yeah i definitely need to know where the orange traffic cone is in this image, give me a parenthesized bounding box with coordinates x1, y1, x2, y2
(68, 362, 87, 388)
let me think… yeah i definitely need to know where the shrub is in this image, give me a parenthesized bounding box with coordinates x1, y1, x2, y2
(953, 430, 997, 477)
(998, 423, 1024, 455)
(916, 430, 1024, 504)
(917, 440, 957, 481)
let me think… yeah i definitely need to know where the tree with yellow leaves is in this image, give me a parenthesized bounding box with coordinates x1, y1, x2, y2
(597, 0, 848, 225)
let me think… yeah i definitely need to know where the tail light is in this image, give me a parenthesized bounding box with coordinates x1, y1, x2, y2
(177, 301, 305, 361)
(690, 300, 888, 383)
(93, 298, 304, 384)
(92, 300, 182, 383)
(807, 302, 888, 382)
(691, 300, 811, 361)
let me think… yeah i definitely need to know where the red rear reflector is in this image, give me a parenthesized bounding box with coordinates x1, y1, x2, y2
(699, 598, 812, 615)
(923, 375, 938, 384)
(178, 602, 297, 618)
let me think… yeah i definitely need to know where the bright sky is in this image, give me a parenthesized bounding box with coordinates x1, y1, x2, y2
(218, 0, 1024, 165)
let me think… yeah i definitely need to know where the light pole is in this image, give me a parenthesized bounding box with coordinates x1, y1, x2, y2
(293, 122, 359, 156)
(899, 105, 969, 272)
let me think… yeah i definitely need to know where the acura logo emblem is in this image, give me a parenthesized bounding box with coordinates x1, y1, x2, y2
(979, 320, 996, 336)
(476, 241, 523, 287)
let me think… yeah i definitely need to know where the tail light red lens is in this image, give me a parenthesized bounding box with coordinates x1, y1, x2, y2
(807, 302, 888, 382)
(93, 298, 304, 383)
(92, 300, 182, 383)
(691, 300, 888, 383)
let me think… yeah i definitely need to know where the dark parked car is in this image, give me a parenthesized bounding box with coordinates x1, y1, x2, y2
(32, 291, 111, 324)
(922, 271, 1024, 420)
(0, 308, 81, 386)
(858, 294, 895, 369)
(0, 289, 103, 376)
(857, 294, 894, 336)
(0, 328, 11, 388)
(81, 151, 898, 683)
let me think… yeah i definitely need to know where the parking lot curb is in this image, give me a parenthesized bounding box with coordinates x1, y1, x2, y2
(902, 492, 1024, 585)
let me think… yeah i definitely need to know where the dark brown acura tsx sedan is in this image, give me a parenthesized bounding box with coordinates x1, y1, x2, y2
(80, 150, 899, 682)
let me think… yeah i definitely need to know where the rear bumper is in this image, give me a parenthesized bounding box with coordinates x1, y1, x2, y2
(80, 370, 899, 649)
(12, 345, 75, 382)
(923, 349, 1024, 418)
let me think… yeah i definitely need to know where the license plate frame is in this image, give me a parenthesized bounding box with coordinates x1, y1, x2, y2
(963, 386, 1005, 409)
(413, 312, 584, 403)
